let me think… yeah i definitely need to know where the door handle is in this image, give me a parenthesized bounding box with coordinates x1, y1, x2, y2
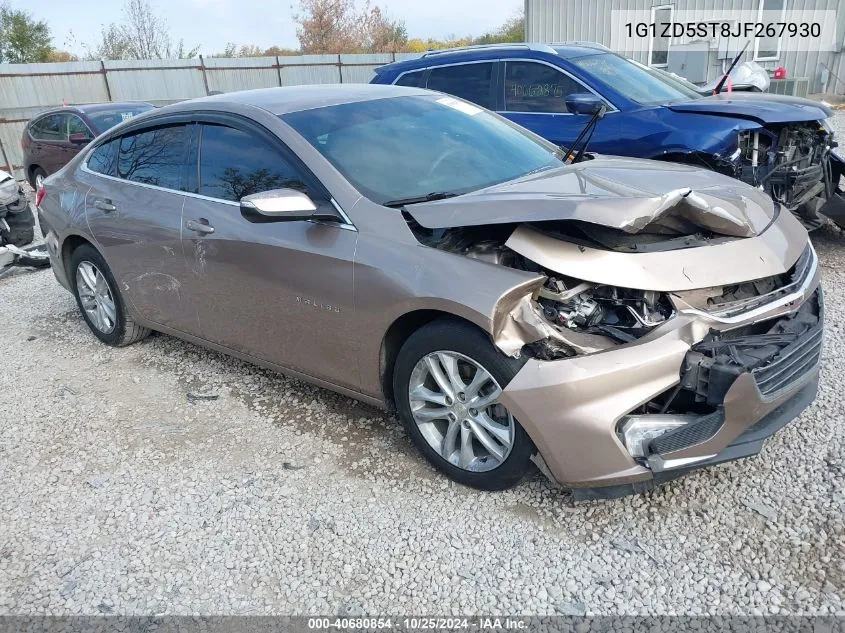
(93, 198, 116, 212)
(185, 219, 215, 234)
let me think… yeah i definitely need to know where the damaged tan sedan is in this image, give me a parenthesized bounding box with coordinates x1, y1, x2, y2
(38, 85, 823, 498)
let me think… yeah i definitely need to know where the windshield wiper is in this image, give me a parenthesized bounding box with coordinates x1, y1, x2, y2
(382, 191, 460, 208)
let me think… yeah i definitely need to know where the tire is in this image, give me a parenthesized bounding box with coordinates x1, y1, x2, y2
(69, 244, 150, 347)
(15, 244, 50, 268)
(392, 318, 534, 491)
(29, 167, 47, 190)
(3, 205, 34, 247)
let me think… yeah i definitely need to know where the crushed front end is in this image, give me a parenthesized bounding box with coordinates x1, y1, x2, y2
(734, 123, 841, 230)
(496, 219, 822, 499)
(404, 156, 824, 498)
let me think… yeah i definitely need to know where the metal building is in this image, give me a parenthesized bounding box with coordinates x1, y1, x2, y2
(524, 0, 845, 95)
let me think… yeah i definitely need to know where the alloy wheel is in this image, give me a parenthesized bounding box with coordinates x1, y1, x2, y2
(408, 351, 514, 472)
(76, 261, 117, 334)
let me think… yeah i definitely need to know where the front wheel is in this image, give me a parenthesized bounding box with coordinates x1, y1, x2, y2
(69, 244, 150, 346)
(393, 319, 534, 491)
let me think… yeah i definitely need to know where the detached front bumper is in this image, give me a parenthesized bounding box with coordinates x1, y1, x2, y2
(499, 248, 823, 499)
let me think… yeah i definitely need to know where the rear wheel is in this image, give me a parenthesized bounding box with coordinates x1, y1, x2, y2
(30, 167, 46, 190)
(69, 245, 150, 346)
(393, 319, 533, 490)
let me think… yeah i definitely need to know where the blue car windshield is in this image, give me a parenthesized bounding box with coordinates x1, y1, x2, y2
(571, 53, 702, 105)
(282, 95, 563, 206)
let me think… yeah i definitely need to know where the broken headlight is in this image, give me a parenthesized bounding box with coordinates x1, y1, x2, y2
(537, 277, 674, 343)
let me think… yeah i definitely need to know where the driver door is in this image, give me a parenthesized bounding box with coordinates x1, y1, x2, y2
(497, 60, 618, 154)
(178, 120, 360, 389)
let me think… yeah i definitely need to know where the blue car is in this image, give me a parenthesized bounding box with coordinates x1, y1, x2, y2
(371, 42, 845, 230)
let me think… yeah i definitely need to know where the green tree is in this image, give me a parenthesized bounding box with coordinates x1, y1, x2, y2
(472, 9, 524, 44)
(0, 3, 53, 63)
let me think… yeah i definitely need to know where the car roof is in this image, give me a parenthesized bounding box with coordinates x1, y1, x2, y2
(75, 101, 153, 113)
(374, 42, 610, 75)
(31, 102, 153, 119)
(165, 84, 431, 116)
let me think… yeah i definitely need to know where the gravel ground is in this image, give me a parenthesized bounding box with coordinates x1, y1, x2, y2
(0, 117, 844, 617)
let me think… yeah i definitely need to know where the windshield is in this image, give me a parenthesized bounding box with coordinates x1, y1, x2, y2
(87, 104, 154, 133)
(282, 95, 563, 205)
(570, 53, 701, 104)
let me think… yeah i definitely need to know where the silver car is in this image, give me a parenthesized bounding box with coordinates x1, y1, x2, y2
(37, 85, 822, 497)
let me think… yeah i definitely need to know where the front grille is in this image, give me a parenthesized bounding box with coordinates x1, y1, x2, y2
(678, 288, 822, 405)
(704, 244, 815, 318)
(753, 295, 824, 396)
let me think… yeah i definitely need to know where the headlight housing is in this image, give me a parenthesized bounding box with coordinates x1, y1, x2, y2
(536, 276, 675, 343)
(821, 118, 834, 137)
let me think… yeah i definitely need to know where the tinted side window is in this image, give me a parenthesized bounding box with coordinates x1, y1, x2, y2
(30, 114, 67, 141)
(87, 139, 118, 176)
(67, 115, 94, 139)
(426, 63, 494, 109)
(395, 70, 426, 88)
(117, 125, 188, 190)
(199, 124, 309, 202)
(504, 61, 586, 113)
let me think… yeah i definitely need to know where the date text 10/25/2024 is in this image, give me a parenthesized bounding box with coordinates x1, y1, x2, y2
(307, 617, 529, 630)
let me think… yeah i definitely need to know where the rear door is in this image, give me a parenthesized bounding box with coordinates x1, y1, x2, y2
(498, 60, 618, 152)
(425, 62, 498, 111)
(82, 123, 197, 332)
(29, 113, 69, 174)
(178, 119, 359, 388)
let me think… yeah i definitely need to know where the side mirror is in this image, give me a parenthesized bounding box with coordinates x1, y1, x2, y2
(565, 93, 606, 116)
(68, 133, 91, 145)
(240, 188, 337, 223)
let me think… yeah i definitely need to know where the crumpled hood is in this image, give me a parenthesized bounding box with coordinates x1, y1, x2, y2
(667, 92, 831, 124)
(0, 169, 21, 207)
(407, 157, 776, 238)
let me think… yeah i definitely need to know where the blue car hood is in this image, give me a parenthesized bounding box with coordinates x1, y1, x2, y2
(667, 93, 831, 124)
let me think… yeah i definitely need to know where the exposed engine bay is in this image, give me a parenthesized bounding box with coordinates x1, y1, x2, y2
(735, 122, 834, 228)
(409, 219, 680, 359)
(406, 200, 811, 365)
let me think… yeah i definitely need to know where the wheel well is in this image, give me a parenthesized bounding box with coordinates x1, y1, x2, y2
(27, 165, 40, 185)
(61, 234, 94, 280)
(379, 310, 488, 410)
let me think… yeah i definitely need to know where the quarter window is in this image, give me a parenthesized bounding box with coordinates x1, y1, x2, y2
(504, 62, 586, 113)
(30, 114, 67, 142)
(116, 125, 188, 190)
(426, 63, 495, 110)
(198, 124, 309, 203)
(395, 70, 427, 88)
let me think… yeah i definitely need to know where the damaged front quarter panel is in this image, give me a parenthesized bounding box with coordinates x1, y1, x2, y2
(491, 277, 618, 358)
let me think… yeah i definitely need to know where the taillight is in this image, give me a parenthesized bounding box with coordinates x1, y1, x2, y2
(35, 185, 46, 208)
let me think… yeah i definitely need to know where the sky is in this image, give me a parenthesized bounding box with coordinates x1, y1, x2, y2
(15, 0, 523, 56)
